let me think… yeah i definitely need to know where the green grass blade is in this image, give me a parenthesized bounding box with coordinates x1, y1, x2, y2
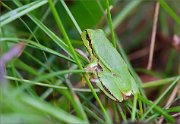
(12, 0, 74, 58)
(0, 0, 47, 27)
(33, 70, 84, 82)
(105, 0, 116, 48)
(158, 0, 180, 25)
(48, 0, 107, 119)
(105, 0, 142, 35)
(84, 106, 105, 123)
(6, 76, 99, 93)
(1, 2, 39, 44)
(1, 37, 74, 63)
(138, 95, 176, 123)
(142, 76, 179, 88)
(131, 93, 138, 121)
(48, 0, 90, 121)
(117, 105, 127, 121)
(140, 76, 180, 122)
(0, 0, 39, 21)
(21, 95, 86, 123)
(141, 76, 179, 121)
(77, 93, 103, 117)
(60, 0, 82, 34)
(14, 59, 39, 76)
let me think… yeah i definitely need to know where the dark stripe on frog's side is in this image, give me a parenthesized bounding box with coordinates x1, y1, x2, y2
(85, 30, 94, 56)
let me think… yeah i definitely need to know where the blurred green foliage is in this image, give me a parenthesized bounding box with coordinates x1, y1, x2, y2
(0, 0, 180, 123)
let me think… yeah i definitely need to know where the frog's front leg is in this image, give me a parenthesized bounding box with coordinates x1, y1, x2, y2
(82, 58, 99, 85)
(84, 58, 99, 73)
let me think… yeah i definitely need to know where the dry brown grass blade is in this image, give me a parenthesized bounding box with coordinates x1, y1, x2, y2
(147, 2, 160, 70)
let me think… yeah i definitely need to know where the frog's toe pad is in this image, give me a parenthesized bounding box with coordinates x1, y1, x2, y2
(124, 91, 133, 96)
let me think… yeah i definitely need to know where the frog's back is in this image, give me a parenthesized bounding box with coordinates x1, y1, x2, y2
(87, 29, 133, 87)
(87, 29, 127, 72)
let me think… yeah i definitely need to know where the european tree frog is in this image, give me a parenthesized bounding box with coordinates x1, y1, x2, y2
(81, 29, 139, 102)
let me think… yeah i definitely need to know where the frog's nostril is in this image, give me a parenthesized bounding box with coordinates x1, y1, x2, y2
(112, 73, 116, 76)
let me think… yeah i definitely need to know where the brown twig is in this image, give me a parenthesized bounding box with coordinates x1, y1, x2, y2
(147, 2, 160, 70)
(128, 47, 149, 61)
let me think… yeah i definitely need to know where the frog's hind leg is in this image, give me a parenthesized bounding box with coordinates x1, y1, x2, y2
(96, 80, 116, 101)
(98, 71, 123, 102)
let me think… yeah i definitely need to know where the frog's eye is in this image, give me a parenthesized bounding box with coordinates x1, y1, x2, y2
(86, 33, 91, 42)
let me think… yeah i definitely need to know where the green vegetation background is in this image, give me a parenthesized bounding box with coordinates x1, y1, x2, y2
(0, 0, 179, 123)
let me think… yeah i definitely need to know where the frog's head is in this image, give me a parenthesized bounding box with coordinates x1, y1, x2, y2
(81, 29, 105, 59)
